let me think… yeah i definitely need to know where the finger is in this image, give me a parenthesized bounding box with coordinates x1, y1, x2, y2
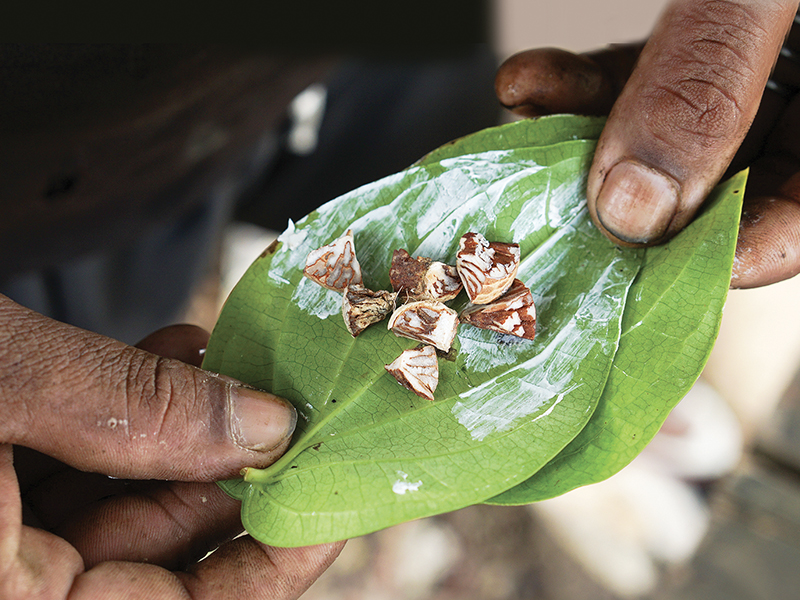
(588, 0, 796, 246)
(495, 48, 616, 117)
(21, 461, 343, 591)
(135, 324, 211, 368)
(19, 449, 244, 570)
(55, 481, 243, 570)
(731, 156, 800, 287)
(725, 85, 790, 175)
(727, 16, 800, 173)
(0, 445, 21, 568)
(731, 56, 800, 288)
(18, 322, 214, 529)
(1, 444, 84, 600)
(65, 539, 344, 600)
(0, 295, 296, 482)
(22, 463, 125, 529)
(495, 44, 642, 118)
(6, 449, 341, 600)
(178, 537, 345, 600)
(13, 445, 72, 497)
(20, 459, 241, 568)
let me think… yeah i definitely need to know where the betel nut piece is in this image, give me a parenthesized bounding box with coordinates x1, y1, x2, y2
(302, 226, 530, 400)
(460, 279, 536, 340)
(384, 345, 439, 401)
(424, 262, 463, 301)
(390, 249, 462, 302)
(388, 300, 459, 352)
(304, 229, 362, 292)
(456, 232, 520, 304)
(342, 284, 397, 337)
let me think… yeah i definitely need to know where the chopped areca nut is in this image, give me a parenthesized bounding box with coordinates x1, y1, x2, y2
(385, 345, 439, 401)
(456, 232, 520, 304)
(303, 229, 362, 291)
(342, 284, 397, 337)
(423, 262, 463, 302)
(390, 249, 462, 302)
(390, 249, 429, 297)
(388, 300, 459, 352)
(460, 279, 536, 340)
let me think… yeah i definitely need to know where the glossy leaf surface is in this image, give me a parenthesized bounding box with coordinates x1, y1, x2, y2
(414, 117, 744, 505)
(204, 118, 643, 547)
(411, 117, 744, 504)
(489, 170, 745, 504)
(203, 115, 742, 546)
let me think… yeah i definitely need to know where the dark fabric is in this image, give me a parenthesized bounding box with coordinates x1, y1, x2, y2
(1, 164, 249, 344)
(0, 46, 332, 280)
(0, 46, 330, 342)
(237, 46, 500, 230)
(1, 45, 500, 344)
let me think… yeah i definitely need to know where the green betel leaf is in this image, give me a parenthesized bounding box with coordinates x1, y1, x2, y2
(488, 169, 746, 505)
(417, 114, 606, 165)
(203, 115, 742, 546)
(203, 119, 644, 547)
(412, 116, 745, 504)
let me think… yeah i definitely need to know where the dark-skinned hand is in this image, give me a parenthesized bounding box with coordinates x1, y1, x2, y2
(496, 0, 800, 288)
(0, 294, 344, 599)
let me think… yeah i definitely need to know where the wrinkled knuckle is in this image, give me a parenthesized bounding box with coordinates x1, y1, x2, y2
(122, 350, 200, 441)
(650, 77, 743, 146)
(685, 2, 770, 87)
(643, 2, 774, 151)
(686, 0, 772, 54)
(123, 350, 162, 414)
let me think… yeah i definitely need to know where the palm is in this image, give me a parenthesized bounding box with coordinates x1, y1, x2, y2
(13, 445, 239, 569)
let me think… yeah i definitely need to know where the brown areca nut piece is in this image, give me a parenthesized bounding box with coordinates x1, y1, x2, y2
(456, 232, 520, 304)
(303, 229, 362, 292)
(385, 345, 439, 401)
(342, 284, 397, 337)
(460, 279, 536, 340)
(423, 262, 462, 301)
(390, 249, 462, 302)
(388, 300, 459, 352)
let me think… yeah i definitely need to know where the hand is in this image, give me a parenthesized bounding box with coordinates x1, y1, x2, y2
(496, 0, 800, 288)
(0, 295, 344, 599)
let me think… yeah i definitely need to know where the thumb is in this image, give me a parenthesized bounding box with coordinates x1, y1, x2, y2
(589, 0, 796, 246)
(0, 295, 296, 481)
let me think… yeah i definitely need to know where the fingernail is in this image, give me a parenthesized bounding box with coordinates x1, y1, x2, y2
(229, 387, 297, 451)
(596, 160, 680, 244)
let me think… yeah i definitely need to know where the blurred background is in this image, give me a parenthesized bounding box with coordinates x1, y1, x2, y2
(4, 1, 800, 598)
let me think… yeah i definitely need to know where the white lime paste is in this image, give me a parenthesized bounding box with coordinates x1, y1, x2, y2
(393, 471, 423, 495)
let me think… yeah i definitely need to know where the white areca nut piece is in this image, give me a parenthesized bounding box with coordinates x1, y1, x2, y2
(342, 284, 397, 337)
(385, 345, 439, 401)
(303, 229, 362, 291)
(456, 232, 520, 304)
(424, 262, 462, 301)
(460, 279, 536, 340)
(388, 300, 459, 352)
(389, 249, 462, 302)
